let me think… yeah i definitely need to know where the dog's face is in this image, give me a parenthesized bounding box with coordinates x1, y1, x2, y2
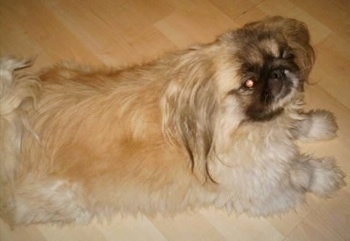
(163, 17, 315, 179)
(218, 16, 315, 121)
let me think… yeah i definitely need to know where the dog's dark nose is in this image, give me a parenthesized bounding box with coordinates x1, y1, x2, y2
(270, 69, 284, 80)
(268, 69, 284, 96)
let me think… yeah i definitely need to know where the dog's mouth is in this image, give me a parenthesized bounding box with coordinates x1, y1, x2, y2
(267, 68, 298, 104)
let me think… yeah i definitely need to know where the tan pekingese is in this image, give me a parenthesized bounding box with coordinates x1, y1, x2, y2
(0, 16, 346, 225)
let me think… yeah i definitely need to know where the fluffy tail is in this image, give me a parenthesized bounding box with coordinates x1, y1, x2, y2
(0, 58, 41, 184)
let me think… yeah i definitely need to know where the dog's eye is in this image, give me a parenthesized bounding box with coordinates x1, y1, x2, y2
(244, 79, 255, 88)
(282, 51, 295, 60)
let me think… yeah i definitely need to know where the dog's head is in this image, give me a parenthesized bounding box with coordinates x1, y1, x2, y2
(162, 16, 314, 180)
(220, 16, 315, 121)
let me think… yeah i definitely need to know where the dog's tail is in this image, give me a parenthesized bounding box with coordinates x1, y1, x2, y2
(0, 58, 41, 184)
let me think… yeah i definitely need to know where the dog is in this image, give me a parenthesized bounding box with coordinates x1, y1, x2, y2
(0, 16, 346, 225)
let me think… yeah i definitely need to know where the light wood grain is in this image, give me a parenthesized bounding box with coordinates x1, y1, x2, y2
(1, 0, 349, 240)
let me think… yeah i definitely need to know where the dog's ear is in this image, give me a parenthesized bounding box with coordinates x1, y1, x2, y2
(161, 50, 218, 182)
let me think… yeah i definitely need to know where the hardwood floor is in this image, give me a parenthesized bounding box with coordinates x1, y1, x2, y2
(1, 0, 349, 240)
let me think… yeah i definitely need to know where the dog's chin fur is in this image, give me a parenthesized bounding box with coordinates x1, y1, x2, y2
(0, 16, 346, 225)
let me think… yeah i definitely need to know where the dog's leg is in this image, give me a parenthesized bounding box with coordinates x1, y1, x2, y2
(292, 110, 338, 142)
(0, 58, 40, 182)
(289, 155, 346, 197)
(0, 58, 42, 224)
(4, 177, 91, 225)
(244, 155, 345, 216)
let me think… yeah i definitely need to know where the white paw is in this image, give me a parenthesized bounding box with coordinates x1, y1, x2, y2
(297, 110, 338, 142)
(308, 157, 346, 197)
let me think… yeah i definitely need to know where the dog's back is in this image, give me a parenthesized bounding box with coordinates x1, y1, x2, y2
(0, 57, 208, 225)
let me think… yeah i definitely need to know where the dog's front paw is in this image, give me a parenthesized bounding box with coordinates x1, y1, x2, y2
(294, 110, 338, 142)
(308, 157, 346, 197)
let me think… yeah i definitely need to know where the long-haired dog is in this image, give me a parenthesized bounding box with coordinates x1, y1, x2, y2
(0, 16, 345, 225)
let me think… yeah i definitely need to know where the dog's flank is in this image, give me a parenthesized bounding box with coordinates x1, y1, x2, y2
(0, 16, 345, 225)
